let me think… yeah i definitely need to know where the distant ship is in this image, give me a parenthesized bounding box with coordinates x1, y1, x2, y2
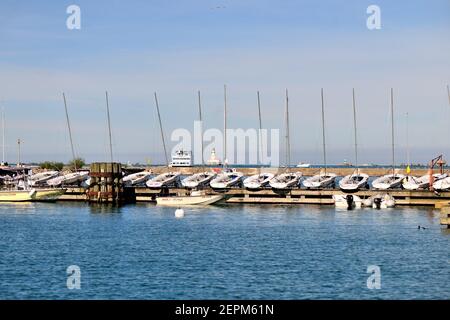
(296, 162, 311, 168)
(169, 150, 192, 167)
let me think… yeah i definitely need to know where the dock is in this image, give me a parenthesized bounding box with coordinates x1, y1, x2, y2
(59, 186, 450, 207)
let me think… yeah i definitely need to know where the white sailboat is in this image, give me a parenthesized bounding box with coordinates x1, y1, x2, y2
(122, 170, 152, 186)
(146, 172, 181, 188)
(303, 89, 337, 189)
(47, 171, 89, 187)
(372, 88, 405, 190)
(333, 194, 362, 209)
(151, 92, 180, 188)
(182, 171, 216, 188)
(433, 176, 450, 191)
(340, 89, 369, 192)
(243, 91, 274, 190)
(210, 169, 243, 189)
(209, 85, 243, 189)
(244, 172, 274, 190)
(271, 89, 301, 190)
(269, 172, 301, 189)
(181, 91, 217, 189)
(29, 170, 60, 186)
(403, 173, 447, 190)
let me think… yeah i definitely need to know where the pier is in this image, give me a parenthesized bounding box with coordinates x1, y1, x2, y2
(59, 185, 450, 207)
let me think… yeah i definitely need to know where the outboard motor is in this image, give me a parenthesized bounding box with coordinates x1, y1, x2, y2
(345, 194, 354, 210)
(373, 197, 382, 209)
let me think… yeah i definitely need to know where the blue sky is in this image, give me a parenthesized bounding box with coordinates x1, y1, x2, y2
(0, 0, 449, 165)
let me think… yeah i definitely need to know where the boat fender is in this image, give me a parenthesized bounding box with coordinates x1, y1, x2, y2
(175, 208, 185, 218)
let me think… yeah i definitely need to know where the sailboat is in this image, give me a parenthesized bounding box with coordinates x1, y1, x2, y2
(29, 170, 60, 186)
(303, 89, 337, 189)
(209, 85, 243, 189)
(181, 91, 216, 189)
(146, 92, 181, 189)
(47, 171, 89, 187)
(243, 91, 275, 189)
(270, 89, 302, 189)
(123, 170, 152, 186)
(339, 89, 369, 192)
(372, 89, 405, 189)
(403, 173, 447, 190)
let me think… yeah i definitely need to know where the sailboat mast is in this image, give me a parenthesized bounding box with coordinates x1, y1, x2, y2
(352, 88, 359, 172)
(1, 107, 5, 165)
(257, 91, 263, 171)
(154, 92, 169, 167)
(198, 90, 204, 166)
(406, 112, 410, 168)
(391, 88, 395, 177)
(105, 91, 114, 163)
(321, 88, 327, 174)
(62, 93, 77, 169)
(285, 89, 291, 169)
(223, 85, 227, 167)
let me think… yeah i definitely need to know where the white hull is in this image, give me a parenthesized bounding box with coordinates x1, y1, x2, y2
(47, 171, 89, 187)
(181, 172, 216, 188)
(210, 171, 243, 189)
(372, 174, 405, 190)
(339, 173, 369, 192)
(123, 171, 152, 186)
(302, 173, 336, 188)
(156, 194, 224, 206)
(243, 173, 274, 189)
(269, 172, 302, 189)
(333, 194, 362, 209)
(146, 172, 181, 188)
(403, 173, 447, 190)
(29, 171, 60, 186)
(433, 176, 450, 191)
(362, 194, 396, 208)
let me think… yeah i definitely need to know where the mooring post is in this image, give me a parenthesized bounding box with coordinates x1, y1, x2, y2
(87, 162, 123, 204)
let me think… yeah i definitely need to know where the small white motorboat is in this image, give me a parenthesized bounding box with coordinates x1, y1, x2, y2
(47, 171, 89, 187)
(363, 194, 396, 209)
(372, 173, 405, 190)
(156, 190, 224, 206)
(402, 173, 448, 190)
(123, 171, 152, 186)
(146, 172, 181, 188)
(333, 194, 362, 209)
(243, 173, 274, 190)
(210, 169, 243, 189)
(29, 171, 60, 186)
(433, 176, 450, 191)
(269, 172, 302, 189)
(302, 172, 337, 189)
(339, 172, 369, 192)
(181, 172, 216, 188)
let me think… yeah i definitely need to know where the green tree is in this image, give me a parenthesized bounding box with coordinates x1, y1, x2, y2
(40, 161, 64, 171)
(68, 157, 86, 170)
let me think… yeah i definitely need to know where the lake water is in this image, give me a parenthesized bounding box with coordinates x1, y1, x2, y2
(0, 202, 448, 299)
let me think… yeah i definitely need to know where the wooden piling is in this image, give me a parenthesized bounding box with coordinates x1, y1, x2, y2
(440, 206, 450, 228)
(87, 162, 123, 204)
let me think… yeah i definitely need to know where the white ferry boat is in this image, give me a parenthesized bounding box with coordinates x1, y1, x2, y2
(169, 150, 192, 167)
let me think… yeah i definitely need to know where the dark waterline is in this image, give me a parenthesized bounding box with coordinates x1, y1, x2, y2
(0, 202, 448, 299)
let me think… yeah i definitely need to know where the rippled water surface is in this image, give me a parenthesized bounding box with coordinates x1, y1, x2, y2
(0, 202, 448, 299)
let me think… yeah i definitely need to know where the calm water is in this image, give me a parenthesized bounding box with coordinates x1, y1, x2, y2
(0, 202, 448, 299)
